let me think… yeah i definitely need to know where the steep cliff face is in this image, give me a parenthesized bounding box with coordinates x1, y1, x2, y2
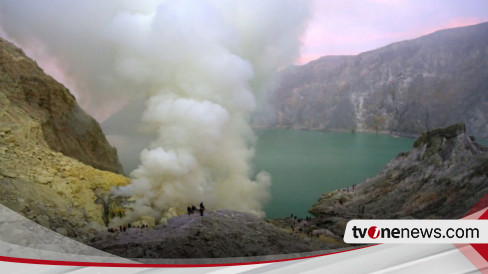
(0, 37, 129, 238)
(258, 22, 488, 138)
(309, 124, 488, 236)
(0, 37, 123, 174)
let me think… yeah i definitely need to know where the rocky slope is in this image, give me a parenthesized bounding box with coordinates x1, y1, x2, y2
(309, 123, 488, 237)
(0, 37, 129, 238)
(255, 22, 488, 138)
(0, 37, 123, 173)
(91, 210, 340, 258)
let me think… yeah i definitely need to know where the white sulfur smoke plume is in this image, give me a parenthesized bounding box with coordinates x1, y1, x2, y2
(0, 0, 310, 221)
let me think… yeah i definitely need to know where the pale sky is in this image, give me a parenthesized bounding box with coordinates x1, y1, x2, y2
(298, 0, 488, 64)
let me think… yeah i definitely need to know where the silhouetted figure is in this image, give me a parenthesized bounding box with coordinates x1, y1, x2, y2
(128, 223, 131, 228)
(119, 225, 122, 232)
(191, 205, 196, 214)
(123, 226, 126, 232)
(187, 206, 192, 215)
(199, 202, 205, 216)
(290, 213, 294, 218)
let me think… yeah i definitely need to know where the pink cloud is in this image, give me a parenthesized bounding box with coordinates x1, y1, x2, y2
(297, 0, 488, 65)
(295, 53, 323, 65)
(298, 16, 488, 65)
(441, 17, 487, 30)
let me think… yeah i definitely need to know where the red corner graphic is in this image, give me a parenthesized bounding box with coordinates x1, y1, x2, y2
(456, 193, 488, 273)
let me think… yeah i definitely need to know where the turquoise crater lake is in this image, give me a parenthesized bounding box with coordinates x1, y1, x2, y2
(252, 130, 415, 219)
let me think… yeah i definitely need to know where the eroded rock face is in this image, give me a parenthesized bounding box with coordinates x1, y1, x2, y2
(309, 123, 488, 236)
(91, 210, 339, 258)
(0, 37, 129, 239)
(256, 22, 488, 139)
(0, 37, 123, 174)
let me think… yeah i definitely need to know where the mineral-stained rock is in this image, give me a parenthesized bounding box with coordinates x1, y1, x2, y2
(0, 37, 123, 174)
(309, 123, 488, 237)
(0, 37, 129, 239)
(255, 22, 488, 139)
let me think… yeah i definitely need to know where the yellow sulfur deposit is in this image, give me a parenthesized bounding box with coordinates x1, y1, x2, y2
(0, 90, 129, 236)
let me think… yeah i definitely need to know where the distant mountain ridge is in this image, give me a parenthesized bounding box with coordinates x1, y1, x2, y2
(254, 22, 488, 139)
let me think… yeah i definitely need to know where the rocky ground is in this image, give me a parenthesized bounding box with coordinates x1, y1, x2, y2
(0, 120, 129, 239)
(308, 123, 488, 237)
(90, 210, 342, 258)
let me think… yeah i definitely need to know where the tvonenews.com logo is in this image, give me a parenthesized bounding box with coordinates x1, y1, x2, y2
(353, 225, 478, 240)
(344, 220, 488, 244)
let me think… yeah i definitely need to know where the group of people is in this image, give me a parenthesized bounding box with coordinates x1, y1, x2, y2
(289, 214, 312, 221)
(289, 214, 324, 238)
(342, 184, 356, 192)
(107, 224, 149, 233)
(187, 202, 205, 216)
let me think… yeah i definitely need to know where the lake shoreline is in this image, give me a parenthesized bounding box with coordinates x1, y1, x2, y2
(251, 124, 488, 141)
(253, 129, 415, 219)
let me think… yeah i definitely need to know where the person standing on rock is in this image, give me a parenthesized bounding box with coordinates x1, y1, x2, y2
(199, 202, 205, 216)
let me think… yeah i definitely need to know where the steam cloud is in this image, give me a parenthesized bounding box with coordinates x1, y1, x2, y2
(0, 0, 310, 222)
